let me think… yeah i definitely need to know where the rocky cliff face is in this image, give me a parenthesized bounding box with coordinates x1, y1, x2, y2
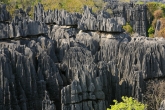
(0, 3, 164, 110)
(106, 2, 151, 36)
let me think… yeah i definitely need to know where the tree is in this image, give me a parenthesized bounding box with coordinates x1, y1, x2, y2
(144, 79, 165, 110)
(107, 96, 147, 110)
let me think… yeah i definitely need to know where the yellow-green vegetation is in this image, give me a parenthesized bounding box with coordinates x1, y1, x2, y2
(0, 0, 108, 17)
(123, 23, 134, 34)
(147, 2, 165, 15)
(146, 2, 165, 37)
(107, 96, 147, 110)
(41, 0, 107, 13)
(41, 0, 96, 13)
(118, 0, 130, 3)
(136, 1, 144, 4)
(0, 0, 41, 17)
(148, 26, 155, 38)
(146, 2, 161, 14)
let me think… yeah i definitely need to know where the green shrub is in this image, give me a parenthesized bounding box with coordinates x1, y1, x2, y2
(148, 26, 155, 35)
(123, 23, 134, 34)
(107, 96, 147, 110)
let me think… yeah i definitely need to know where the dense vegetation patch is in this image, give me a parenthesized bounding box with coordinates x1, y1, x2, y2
(0, 0, 107, 17)
(107, 96, 147, 110)
(146, 2, 165, 38)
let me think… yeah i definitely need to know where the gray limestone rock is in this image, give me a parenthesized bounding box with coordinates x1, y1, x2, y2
(0, 8, 48, 39)
(0, 36, 64, 110)
(0, 4, 11, 22)
(78, 6, 125, 32)
(0, 2, 165, 110)
(106, 2, 149, 36)
(34, 3, 81, 26)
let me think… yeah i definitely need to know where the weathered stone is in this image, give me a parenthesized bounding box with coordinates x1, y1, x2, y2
(78, 6, 125, 32)
(34, 3, 81, 25)
(0, 4, 11, 22)
(0, 2, 165, 110)
(106, 2, 149, 36)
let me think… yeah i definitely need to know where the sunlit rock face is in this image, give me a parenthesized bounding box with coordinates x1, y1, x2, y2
(0, 3, 164, 110)
(105, 2, 149, 36)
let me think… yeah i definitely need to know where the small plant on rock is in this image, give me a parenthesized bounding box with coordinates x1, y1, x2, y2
(123, 23, 134, 35)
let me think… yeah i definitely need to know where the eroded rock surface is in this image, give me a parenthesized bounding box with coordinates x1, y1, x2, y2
(34, 3, 81, 26)
(78, 6, 125, 32)
(106, 2, 149, 36)
(0, 2, 164, 110)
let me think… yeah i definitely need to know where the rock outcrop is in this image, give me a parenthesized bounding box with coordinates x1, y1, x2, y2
(0, 2, 164, 110)
(34, 3, 81, 26)
(0, 4, 11, 22)
(0, 7, 47, 39)
(106, 2, 149, 36)
(78, 6, 125, 32)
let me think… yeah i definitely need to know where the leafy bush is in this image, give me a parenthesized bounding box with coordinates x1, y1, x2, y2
(107, 96, 147, 110)
(148, 26, 155, 34)
(148, 26, 155, 38)
(123, 23, 134, 34)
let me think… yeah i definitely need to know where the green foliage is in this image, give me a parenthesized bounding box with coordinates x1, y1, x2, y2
(0, 0, 107, 17)
(136, 1, 144, 4)
(41, 0, 106, 13)
(118, 0, 130, 3)
(0, 0, 40, 18)
(146, 2, 165, 37)
(107, 96, 147, 110)
(147, 2, 160, 15)
(147, 2, 165, 16)
(123, 23, 133, 34)
(148, 26, 155, 35)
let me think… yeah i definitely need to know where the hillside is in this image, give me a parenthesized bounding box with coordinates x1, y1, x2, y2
(1, 0, 106, 16)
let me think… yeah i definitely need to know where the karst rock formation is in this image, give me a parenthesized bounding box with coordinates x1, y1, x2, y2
(0, 2, 164, 110)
